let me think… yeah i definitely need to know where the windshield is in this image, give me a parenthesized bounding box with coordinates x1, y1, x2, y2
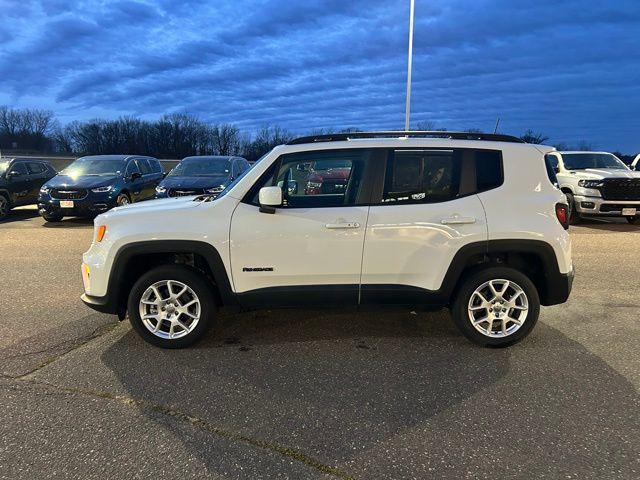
(61, 157, 125, 176)
(562, 153, 628, 170)
(169, 158, 229, 177)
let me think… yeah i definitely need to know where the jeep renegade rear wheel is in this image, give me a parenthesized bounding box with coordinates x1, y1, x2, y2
(128, 265, 217, 348)
(452, 267, 540, 347)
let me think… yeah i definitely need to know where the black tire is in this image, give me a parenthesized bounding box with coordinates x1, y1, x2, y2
(42, 212, 64, 222)
(116, 192, 131, 207)
(452, 267, 540, 347)
(626, 216, 640, 225)
(0, 194, 10, 220)
(127, 265, 217, 348)
(565, 192, 580, 224)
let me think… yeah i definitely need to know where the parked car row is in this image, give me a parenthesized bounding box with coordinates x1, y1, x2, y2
(0, 154, 251, 221)
(1, 148, 639, 226)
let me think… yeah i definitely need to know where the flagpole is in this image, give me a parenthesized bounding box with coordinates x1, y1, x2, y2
(404, 0, 415, 131)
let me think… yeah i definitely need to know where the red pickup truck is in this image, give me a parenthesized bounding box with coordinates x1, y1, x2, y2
(304, 160, 351, 195)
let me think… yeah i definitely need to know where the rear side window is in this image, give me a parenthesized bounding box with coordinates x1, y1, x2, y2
(475, 150, 503, 192)
(136, 159, 152, 175)
(382, 150, 460, 204)
(150, 159, 162, 173)
(27, 162, 46, 174)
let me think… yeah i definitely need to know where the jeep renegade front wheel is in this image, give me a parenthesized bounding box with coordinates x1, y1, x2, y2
(452, 267, 540, 347)
(128, 265, 217, 348)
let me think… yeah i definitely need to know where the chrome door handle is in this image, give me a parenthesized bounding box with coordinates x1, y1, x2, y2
(441, 215, 476, 225)
(325, 222, 360, 229)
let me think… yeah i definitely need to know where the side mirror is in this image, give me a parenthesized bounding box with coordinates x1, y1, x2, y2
(6, 170, 21, 179)
(258, 186, 282, 214)
(130, 172, 142, 180)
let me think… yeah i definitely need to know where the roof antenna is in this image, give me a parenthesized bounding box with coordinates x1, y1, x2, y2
(493, 117, 500, 134)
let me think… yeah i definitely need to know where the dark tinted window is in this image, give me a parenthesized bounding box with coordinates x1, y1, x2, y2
(249, 149, 370, 208)
(148, 159, 162, 173)
(27, 162, 46, 174)
(11, 162, 28, 175)
(475, 150, 503, 192)
(382, 150, 460, 204)
(125, 160, 140, 176)
(544, 155, 559, 186)
(136, 159, 152, 175)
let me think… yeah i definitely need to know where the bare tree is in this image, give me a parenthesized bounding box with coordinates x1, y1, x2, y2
(520, 130, 549, 144)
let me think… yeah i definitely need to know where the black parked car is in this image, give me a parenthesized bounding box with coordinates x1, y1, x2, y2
(0, 157, 57, 220)
(38, 155, 163, 221)
(155, 156, 250, 198)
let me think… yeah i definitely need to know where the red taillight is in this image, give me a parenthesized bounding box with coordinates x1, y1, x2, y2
(555, 203, 569, 229)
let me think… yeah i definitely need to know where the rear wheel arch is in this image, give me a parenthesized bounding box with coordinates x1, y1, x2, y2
(443, 240, 565, 306)
(108, 240, 236, 318)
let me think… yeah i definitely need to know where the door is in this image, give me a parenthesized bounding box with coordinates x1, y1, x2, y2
(135, 158, 156, 199)
(124, 159, 144, 201)
(360, 148, 489, 304)
(26, 162, 49, 202)
(7, 162, 32, 206)
(229, 148, 376, 306)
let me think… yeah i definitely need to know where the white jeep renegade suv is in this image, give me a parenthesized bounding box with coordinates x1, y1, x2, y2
(81, 131, 573, 348)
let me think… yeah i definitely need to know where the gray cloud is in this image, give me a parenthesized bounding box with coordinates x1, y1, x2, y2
(0, 0, 638, 151)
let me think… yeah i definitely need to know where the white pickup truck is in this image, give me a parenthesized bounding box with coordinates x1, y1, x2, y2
(546, 151, 640, 224)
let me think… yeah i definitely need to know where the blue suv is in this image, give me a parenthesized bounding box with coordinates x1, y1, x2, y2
(38, 155, 164, 221)
(155, 156, 250, 198)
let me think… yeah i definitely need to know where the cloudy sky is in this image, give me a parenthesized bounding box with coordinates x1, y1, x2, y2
(0, 0, 639, 151)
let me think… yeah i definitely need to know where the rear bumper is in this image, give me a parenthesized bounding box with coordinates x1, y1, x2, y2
(542, 266, 574, 306)
(574, 195, 640, 216)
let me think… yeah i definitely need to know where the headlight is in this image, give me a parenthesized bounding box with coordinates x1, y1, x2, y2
(156, 186, 167, 193)
(578, 180, 603, 189)
(91, 185, 113, 193)
(205, 186, 224, 194)
(40, 185, 50, 193)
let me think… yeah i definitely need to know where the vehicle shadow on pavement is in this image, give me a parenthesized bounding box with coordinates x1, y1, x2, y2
(573, 217, 639, 232)
(1, 209, 40, 224)
(100, 311, 639, 478)
(41, 217, 94, 228)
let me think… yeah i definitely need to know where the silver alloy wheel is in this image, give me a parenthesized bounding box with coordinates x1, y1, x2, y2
(139, 280, 201, 339)
(0, 196, 8, 218)
(467, 279, 529, 338)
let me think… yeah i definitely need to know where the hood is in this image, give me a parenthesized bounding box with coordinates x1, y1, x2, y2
(45, 174, 119, 189)
(99, 196, 202, 221)
(569, 169, 640, 180)
(159, 175, 228, 190)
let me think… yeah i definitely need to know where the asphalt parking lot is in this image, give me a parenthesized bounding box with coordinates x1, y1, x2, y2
(1, 206, 638, 480)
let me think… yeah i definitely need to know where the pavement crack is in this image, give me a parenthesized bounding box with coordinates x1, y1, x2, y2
(5, 322, 119, 380)
(6, 377, 355, 480)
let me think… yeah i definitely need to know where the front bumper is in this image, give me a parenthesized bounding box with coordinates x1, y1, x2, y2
(38, 192, 118, 217)
(573, 195, 640, 217)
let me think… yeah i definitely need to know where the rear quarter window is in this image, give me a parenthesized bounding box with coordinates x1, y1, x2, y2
(475, 150, 503, 192)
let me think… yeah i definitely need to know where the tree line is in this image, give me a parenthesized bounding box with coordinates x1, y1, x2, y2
(0, 106, 633, 163)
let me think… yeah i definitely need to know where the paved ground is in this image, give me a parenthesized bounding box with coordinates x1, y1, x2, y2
(1, 206, 638, 479)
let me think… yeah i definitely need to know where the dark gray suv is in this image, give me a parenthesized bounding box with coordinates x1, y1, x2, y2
(0, 157, 57, 220)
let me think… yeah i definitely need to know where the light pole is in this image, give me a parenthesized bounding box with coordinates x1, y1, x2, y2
(404, 0, 415, 131)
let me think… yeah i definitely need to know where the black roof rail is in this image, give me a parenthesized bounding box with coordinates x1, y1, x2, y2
(287, 131, 525, 145)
